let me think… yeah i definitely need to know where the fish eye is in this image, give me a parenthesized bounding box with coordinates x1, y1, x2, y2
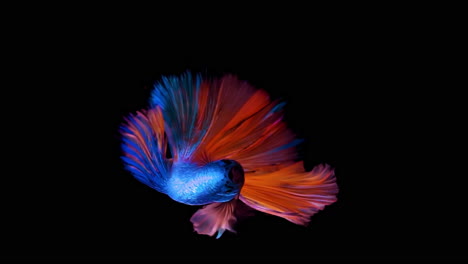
(227, 164, 245, 187)
(228, 169, 235, 181)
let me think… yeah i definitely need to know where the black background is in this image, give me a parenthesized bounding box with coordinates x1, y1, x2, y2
(2, 5, 466, 261)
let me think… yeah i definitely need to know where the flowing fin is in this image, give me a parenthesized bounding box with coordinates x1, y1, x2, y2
(190, 199, 238, 238)
(120, 107, 171, 192)
(240, 163, 338, 225)
(150, 73, 301, 168)
(192, 76, 303, 169)
(150, 72, 204, 161)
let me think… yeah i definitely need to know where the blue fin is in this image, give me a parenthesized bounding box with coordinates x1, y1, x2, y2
(150, 72, 203, 161)
(120, 108, 170, 193)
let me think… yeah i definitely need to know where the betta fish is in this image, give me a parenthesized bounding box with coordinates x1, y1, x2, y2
(120, 72, 338, 238)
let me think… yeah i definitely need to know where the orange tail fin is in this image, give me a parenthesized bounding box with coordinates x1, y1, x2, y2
(240, 163, 338, 225)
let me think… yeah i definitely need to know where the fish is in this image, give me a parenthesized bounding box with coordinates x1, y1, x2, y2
(120, 72, 338, 238)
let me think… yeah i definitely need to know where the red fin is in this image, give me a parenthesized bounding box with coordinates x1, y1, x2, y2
(239, 163, 338, 225)
(191, 76, 300, 170)
(190, 199, 238, 239)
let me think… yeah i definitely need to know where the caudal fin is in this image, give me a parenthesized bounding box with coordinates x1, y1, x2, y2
(239, 163, 338, 225)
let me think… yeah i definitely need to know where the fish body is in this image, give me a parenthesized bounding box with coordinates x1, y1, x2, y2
(166, 160, 243, 205)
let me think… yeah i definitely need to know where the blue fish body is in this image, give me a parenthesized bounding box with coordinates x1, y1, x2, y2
(166, 160, 243, 205)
